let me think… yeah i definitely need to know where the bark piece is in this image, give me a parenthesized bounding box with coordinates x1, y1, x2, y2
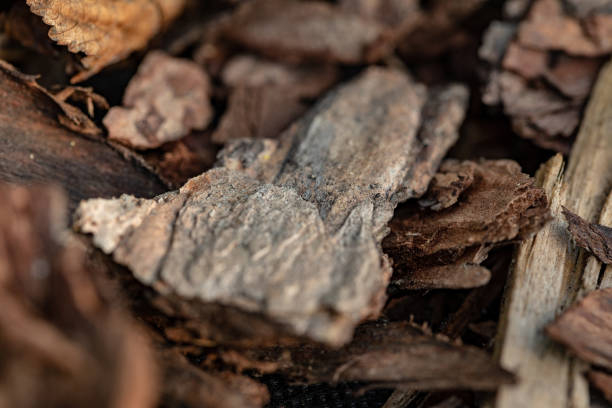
(589, 370, 612, 403)
(214, 321, 514, 391)
(547, 288, 612, 369)
(104, 51, 213, 150)
(481, 0, 609, 151)
(0, 59, 107, 136)
(563, 207, 612, 264)
(384, 159, 549, 273)
(222, 0, 392, 65)
(0, 184, 158, 408)
(397, 0, 486, 59)
(339, 0, 423, 40)
(418, 160, 477, 211)
(0, 58, 167, 213)
(493, 59, 612, 408)
(159, 350, 268, 408)
(212, 55, 338, 143)
(518, 0, 612, 57)
(75, 68, 469, 346)
(26, 0, 186, 82)
(141, 132, 219, 188)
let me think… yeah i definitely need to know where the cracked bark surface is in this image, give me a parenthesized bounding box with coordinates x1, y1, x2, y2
(74, 67, 469, 346)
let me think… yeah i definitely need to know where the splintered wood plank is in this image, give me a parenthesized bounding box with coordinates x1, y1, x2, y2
(75, 68, 469, 346)
(493, 59, 612, 408)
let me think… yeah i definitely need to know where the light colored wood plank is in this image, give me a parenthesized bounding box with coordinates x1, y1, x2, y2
(494, 59, 612, 408)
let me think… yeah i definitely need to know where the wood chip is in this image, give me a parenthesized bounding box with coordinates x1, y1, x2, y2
(159, 350, 269, 408)
(0, 59, 166, 212)
(493, 58, 612, 408)
(75, 68, 469, 346)
(384, 159, 549, 290)
(104, 51, 213, 150)
(214, 320, 514, 391)
(222, 0, 392, 65)
(518, 0, 612, 57)
(588, 370, 612, 404)
(547, 288, 612, 370)
(563, 207, 612, 264)
(0, 184, 159, 408)
(481, 0, 609, 152)
(212, 55, 338, 143)
(26, 0, 187, 82)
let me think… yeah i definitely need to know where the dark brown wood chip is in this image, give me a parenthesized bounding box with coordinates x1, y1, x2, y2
(384, 159, 549, 290)
(213, 320, 515, 391)
(589, 370, 612, 403)
(547, 288, 612, 370)
(0, 59, 167, 212)
(563, 207, 612, 264)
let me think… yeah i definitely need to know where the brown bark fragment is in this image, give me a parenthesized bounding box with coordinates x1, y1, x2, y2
(588, 370, 612, 403)
(26, 0, 187, 82)
(547, 288, 612, 370)
(0, 59, 107, 136)
(75, 68, 469, 346)
(0, 59, 167, 212)
(384, 159, 549, 280)
(222, 0, 393, 65)
(563, 207, 612, 264)
(159, 350, 269, 408)
(104, 51, 213, 150)
(212, 55, 338, 143)
(0, 184, 159, 408)
(518, 0, 612, 57)
(481, 0, 609, 151)
(213, 321, 514, 391)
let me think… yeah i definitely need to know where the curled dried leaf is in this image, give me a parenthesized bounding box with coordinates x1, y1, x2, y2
(26, 0, 187, 82)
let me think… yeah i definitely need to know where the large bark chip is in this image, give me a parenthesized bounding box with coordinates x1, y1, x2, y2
(75, 68, 469, 346)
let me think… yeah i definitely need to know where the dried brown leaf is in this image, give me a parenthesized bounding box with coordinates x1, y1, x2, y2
(104, 51, 213, 150)
(26, 0, 186, 83)
(563, 207, 612, 264)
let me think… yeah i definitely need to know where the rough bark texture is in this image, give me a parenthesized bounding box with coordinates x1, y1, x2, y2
(384, 159, 549, 290)
(493, 59, 612, 408)
(0, 59, 167, 213)
(481, 0, 611, 151)
(75, 67, 469, 346)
